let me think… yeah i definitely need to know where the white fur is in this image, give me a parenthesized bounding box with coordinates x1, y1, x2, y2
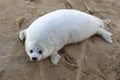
(19, 9, 112, 65)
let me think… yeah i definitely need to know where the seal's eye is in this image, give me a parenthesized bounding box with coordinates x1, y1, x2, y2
(30, 50, 33, 53)
(38, 50, 42, 54)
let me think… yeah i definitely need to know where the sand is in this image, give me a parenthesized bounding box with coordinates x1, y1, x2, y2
(0, 0, 120, 80)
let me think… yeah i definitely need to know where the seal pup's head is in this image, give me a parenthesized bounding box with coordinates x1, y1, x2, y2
(18, 29, 51, 61)
(24, 39, 47, 61)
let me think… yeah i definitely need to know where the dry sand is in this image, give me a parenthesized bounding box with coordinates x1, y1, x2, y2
(0, 0, 120, 80)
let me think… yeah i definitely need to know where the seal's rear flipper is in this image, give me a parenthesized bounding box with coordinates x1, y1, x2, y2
(102, 19, 111, 25)
(97, 28, 112, 43)
(101, 19, 112, 30)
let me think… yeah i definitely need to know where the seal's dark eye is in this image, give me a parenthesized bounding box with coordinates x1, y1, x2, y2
(30, 50, 33, 53)
(38, 50, 42, 54)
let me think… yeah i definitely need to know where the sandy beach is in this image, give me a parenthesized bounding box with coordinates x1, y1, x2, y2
(0, 0, 120, 80)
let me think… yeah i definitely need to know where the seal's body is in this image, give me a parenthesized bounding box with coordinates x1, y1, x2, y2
(19, 9, 112, 65)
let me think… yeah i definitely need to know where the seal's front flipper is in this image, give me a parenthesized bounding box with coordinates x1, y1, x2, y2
(18, 30, 26, 43)
(50, 52, 61, 65)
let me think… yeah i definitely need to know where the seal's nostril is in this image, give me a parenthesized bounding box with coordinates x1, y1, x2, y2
(32, 57, 37, 61)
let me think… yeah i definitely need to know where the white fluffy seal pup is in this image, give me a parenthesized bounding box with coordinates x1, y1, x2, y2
(18, 9, 112, 65)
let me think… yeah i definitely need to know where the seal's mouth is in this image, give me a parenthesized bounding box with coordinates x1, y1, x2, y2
(29, 53, 42, 61)
(30, 56, 41, 61)
(31, 57, 38, 61)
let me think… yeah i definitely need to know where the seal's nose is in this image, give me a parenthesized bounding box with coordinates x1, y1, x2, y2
(32, 57, 37, 61)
